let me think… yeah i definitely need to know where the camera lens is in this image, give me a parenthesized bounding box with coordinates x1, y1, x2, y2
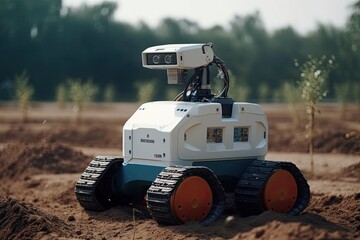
(153, 55, 160, 64)
(164, 55, 172, 64)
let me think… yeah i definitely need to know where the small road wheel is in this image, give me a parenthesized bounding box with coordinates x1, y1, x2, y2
(170, 176, 213, 223)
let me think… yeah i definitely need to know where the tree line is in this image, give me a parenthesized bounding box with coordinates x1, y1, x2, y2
(0, 0, 359, 102)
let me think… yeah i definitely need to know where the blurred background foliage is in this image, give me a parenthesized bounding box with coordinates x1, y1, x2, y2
(0, 0, 359, 102)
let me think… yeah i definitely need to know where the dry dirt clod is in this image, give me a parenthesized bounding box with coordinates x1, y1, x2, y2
(0, 197, 75, 239)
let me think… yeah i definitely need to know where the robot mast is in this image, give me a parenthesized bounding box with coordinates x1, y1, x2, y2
(142, 43, 230, 102)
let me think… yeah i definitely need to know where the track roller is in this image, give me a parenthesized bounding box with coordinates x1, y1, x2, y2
(263, 169, 298, 213)
(170, 176, 213, 223)
(235, 160, 310, 217)
(146, 166, 225, 226)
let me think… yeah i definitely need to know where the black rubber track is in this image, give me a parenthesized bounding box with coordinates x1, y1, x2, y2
(75, 156, 123, 211)
(234, 160, 310, 217)
(146, 165, 225, 226)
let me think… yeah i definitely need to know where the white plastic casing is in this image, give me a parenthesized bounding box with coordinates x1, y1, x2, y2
(122, 101, 268, 167)
(142, 44, 214, 69)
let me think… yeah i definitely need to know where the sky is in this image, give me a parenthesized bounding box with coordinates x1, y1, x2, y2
(63, 0, 356, 35)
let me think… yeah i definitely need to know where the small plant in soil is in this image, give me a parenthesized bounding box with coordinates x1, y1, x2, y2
(295, 55, 335, 176)
(282, 81, 303, 127)
(135, 79, 156, 103)
(14, 71, 34, 123)
(56, 83, 67, 109)
(68, 79, 98, 125)
(295, 55, 335, 175)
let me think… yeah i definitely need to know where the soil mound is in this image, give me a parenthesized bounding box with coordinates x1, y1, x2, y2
(0, 197, 74, 240)
(0, 124, 121, 148)
(56, 184, 77, 205)
(308, 193, 360, 238)
(1, 122, 358, 154)
(341, 162, 360, 180)
(315, 130, 360, 155)
(231, 220, 348, 240)
(170, 210, 352, 240)
(0, 142, 90, 180)
(269, 128, 360, 154)
(47, 125, 121, 148)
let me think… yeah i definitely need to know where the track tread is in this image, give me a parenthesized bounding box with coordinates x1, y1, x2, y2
(75, 156, 123, 211)
(235, 160, 310, 216)
(147, 165, 225, 226)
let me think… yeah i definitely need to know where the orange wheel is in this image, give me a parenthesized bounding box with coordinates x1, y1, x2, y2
(263, 170, 298, 213)
(170, 176, 213, 223)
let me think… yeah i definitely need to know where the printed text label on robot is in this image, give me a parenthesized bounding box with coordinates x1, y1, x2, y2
(140, 139, 155, 143)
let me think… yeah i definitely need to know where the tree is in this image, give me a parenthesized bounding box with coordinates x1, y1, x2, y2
(296, 55, 335, 176)
(344, 1, 360, 111)
(15, 71, 34, 122)
(68, 79, 98, 124)
(227, 71, 251, 101)
(135, 79, 157, 103)
(103, 84, 116, 102)
(0, 1, 358, 102)
(258, 82, 270, 102)
(334, 82, 352, 119)
(347, 0, 360, 54)
(282, 82, 303, 127)
(56, 83, 67, 109)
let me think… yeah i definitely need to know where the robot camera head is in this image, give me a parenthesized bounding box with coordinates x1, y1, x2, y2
(142, 43, 214, 70)
(142, 43, 214, 84)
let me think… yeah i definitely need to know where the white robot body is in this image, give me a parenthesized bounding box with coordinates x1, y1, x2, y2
(75, 43, 310, 224)
(123, 101, 268, 167)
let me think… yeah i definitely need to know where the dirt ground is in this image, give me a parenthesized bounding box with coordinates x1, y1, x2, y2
(0, 102, 359, 240)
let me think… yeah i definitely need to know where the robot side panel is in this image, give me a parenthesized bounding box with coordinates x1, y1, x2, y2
(177, 106, 268, 161)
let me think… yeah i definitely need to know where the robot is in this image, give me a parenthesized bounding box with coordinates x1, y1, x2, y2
(75, 43, 310, 225)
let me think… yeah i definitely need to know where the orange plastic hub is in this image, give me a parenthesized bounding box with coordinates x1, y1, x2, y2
(170, 176, 213, 223)
(263, 170, 298, 213)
